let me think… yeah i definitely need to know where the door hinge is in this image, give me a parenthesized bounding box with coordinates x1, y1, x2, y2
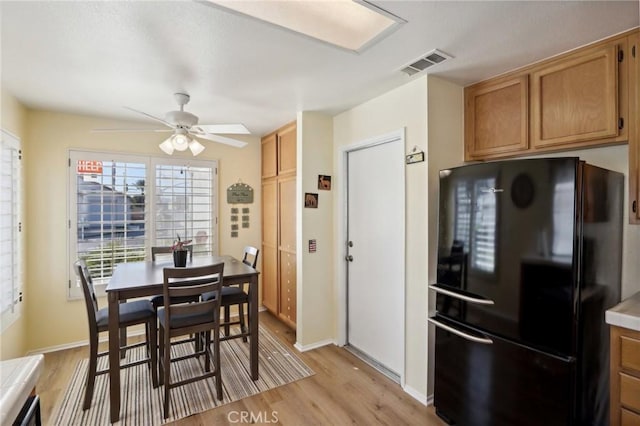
(68, 279, 72, 289)
(619, 118, 624, 130)
(18, 292, 23, 302)
(18, 222, 22, 232)
(68, 158, 71, 167)
(18, 150, 22, 160)
(618, 50, 624, 62)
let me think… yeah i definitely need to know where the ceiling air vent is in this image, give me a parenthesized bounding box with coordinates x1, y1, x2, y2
(400, 49, 452, 76)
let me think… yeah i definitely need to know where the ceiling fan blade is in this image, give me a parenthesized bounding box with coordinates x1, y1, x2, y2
(193, 132, 248, 148)
(124, 106, 174, 128)
(194, 124, 250, 134)
(91, 128, 172, 133)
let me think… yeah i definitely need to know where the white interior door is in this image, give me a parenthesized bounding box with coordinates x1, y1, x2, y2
(346, 137, 404, 379)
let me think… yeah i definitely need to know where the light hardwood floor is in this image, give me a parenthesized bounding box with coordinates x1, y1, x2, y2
(37, 312, 445, 425)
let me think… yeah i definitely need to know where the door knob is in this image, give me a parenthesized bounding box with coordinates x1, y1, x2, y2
(345, 255, 353, 262)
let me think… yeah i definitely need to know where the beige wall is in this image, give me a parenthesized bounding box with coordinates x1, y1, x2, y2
(297, 112, 335, 347)
(0, 89, 28, 360)
(22, 109, 261, 353)
(333, 76, 429, 400)
(425, 76, 465, 395)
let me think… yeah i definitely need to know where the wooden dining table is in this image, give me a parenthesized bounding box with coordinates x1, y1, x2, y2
(106, 255, 260, 423)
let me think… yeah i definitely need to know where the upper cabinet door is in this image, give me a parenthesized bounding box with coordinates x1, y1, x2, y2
(630, 31, 639, 224)
(531, 44, 619, 148)
(277, 123, 297, 175)
(465, 75, 529, 160)
(262, 133, 277, 179)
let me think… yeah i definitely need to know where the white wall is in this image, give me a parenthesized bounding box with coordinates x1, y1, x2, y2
(22, 109, 262, 352)
(333, 76, 430, 401)
(296, 112, 335, 348)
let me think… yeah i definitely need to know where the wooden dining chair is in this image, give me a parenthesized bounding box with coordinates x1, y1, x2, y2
(150, 245, 196, 312)
(74, 260, 158, 410)
(158, 263, 224, 419)
(202, 246, 259, 342)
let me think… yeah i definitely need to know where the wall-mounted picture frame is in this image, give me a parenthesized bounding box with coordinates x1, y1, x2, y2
(304, 192, 319, 208)
(318, 175, 332, 190)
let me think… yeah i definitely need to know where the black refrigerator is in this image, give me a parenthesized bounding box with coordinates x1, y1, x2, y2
(430, 157, 623, 426)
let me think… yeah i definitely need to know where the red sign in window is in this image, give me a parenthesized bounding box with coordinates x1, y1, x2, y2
(77, 160, 103, 174)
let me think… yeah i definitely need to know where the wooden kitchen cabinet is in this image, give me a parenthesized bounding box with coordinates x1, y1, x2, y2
(261, 133, 277, 179)
(465, 75, 529, 158)
(610, 325, 640, 425)
(261, 180, 278, 313)
(464, 29, 634, 163)
(629, 31, 639, 224)
(531, 43, 621, 149)
(261, 121, 297, 328)
(277, 122, 297, 175)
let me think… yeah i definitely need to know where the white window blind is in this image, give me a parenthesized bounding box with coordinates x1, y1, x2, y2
(69, 151, 218, 299)
(154, 162, 216, 256)
(1, 130, 22, 330)
(552, 181, 574, 256)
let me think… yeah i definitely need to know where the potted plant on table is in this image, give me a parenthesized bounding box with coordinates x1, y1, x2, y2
(171, 234, 192, 267)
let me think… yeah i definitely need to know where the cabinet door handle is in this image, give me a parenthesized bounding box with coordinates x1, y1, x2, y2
(633, 200, 637, 213)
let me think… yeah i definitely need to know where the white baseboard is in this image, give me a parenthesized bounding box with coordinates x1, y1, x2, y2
(403, 384, 429, 406)
(293, 338, 335, 352)
(26, 329, 147, 355)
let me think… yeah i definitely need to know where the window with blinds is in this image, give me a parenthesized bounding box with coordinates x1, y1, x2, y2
(69, 151, 218, 298)
(454, 178, 497, 274)
(154, 163, 216, 256)
(1, 130, 22, 330)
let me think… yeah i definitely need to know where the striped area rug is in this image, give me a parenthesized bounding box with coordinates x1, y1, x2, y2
(53, 326, 314, 425)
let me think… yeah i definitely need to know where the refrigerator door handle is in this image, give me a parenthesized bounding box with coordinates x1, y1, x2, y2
(429, 284, 495, 305)
(428, 318, 493, 345)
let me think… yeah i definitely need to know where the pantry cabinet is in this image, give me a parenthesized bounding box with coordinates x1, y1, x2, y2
(261, 121, 297, 328)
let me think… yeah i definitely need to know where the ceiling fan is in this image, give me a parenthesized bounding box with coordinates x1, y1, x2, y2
(93, 93, 249, 155)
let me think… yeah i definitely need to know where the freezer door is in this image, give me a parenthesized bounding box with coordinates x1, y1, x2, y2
(436, 157, 580, 356)
(433, 319, 575, 426)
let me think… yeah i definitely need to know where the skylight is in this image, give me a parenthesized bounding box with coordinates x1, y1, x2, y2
(209, 0, 404, 52)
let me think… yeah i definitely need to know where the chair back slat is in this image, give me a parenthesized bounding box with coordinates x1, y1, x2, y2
(74, 260, 99, 333)
(242, 246, 259, 268)
(163, 263, 224, 327)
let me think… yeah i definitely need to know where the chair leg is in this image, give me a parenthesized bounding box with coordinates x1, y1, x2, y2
(239, 303, 247, 343)
(83, 333, 99, 410)
(149, 319, 158, 388)
(158, 328, 165, 387)
(213, 328, 222, 400)
(163, 328, 171, 419)
(204, 330, 211, 372)
(223, 305, 231, 337)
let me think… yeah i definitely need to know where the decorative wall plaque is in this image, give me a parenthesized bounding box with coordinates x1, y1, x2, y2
(227, 182, 254, 204)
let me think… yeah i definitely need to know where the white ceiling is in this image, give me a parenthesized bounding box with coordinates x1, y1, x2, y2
(1, 1, 639, 137)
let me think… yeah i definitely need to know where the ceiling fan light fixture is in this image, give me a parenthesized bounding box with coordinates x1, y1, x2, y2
(188, 139, 205, 156)
(159, 138, 175, 155)
(172, 132, 190, 151)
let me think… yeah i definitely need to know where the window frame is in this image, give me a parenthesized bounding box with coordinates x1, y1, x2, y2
(68, 150, 218, 299)
(1, 129, 22, 332)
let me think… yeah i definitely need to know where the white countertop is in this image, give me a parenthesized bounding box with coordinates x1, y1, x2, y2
(606, 291, 640, 331)
(0, 354, 44, 424)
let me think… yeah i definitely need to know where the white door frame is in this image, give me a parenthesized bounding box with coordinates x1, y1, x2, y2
(335, 128, 406, 386)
